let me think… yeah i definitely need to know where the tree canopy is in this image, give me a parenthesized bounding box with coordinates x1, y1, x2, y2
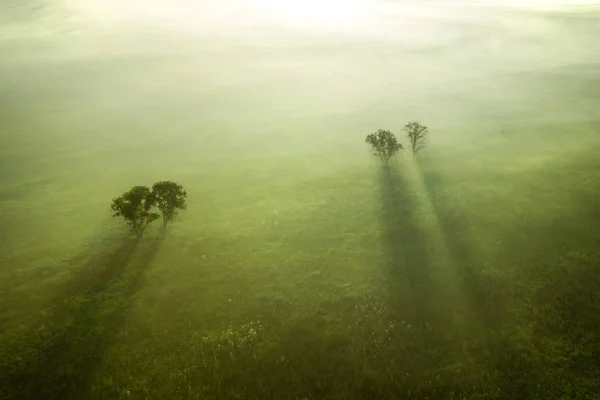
(365, 129, 403, 163)
(404, 121, 429, 155)
(151, 181, 188, 227)
(111, 186, 160, 238)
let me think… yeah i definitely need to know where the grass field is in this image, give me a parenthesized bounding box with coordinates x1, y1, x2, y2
(1, 1, 600, 399)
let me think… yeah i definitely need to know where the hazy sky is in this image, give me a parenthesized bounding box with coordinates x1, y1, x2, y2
(57, 0, 600, 33)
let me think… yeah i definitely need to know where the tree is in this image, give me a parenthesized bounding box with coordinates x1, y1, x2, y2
(404, 121, 429, 155)
(111, 186, 159, 238)
(365, 129, 403, 163)
(150, 181, 187, 227)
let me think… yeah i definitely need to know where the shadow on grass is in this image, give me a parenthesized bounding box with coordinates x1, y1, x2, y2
(0, 233, 164, 400)
(420, 169, 508, 329)
(377, 161, 464, 396)
(419, 168, 542, 398)
(378, 161, 539, 398)
(378, 162, 443, 328)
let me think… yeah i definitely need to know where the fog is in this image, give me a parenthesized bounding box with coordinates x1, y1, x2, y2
(1, 1, 599, 398)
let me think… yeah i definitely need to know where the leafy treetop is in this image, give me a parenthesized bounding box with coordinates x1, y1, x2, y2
(365, 129, 403, 163)
(111, 186, 159, 238)
(404, 121, 429, 155)
(151, 181, 187, 227)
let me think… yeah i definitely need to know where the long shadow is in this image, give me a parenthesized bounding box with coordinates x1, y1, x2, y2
(420, 168, 536, 398)
(420, 169, 510, 329)
(377, 162, 456, 357)
(375, 161, 492, 399)
(0, 233, 165, 400)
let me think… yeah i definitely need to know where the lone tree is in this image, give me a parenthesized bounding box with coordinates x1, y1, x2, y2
(111, 186, 159, 238)
(365, 129, 403, 163)
(151, 181, 187, 227)
(404, 121, 429, 155)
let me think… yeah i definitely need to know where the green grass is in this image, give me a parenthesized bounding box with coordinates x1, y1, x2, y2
(1, 121, 599, 399)
(1, 4, 600, 398)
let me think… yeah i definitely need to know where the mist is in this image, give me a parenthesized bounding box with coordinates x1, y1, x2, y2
(1, 1, 599, 398)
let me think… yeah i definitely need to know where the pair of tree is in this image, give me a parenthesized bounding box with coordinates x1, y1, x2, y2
(111, 181, 187, 238)
(365, 121, 429, 163)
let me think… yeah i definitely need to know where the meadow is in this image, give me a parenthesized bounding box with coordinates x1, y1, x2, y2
(1, 1, 599, 399)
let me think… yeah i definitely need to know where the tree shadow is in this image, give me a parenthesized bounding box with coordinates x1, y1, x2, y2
(419, 168, 538, 398)
(378, 162, 438, 324)
(376, 161, 459, 384)
(420, 169, 507, 329)
(377, 161, 541, 398)
(1, 234, 165, 400)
